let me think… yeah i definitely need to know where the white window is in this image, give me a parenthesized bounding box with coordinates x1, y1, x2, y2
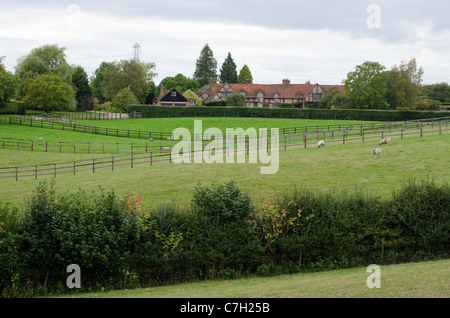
(296, 94, 303, 99)
(240, 91, 246, 97)
(171, 91, 177, 97)
(189, 99, 196, 105)
(257, 92, 264, 98)
(274, 93, 279, 99)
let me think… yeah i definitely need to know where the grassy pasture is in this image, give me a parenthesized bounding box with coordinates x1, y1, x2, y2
(0, 117, 448, 212)
(58, 259, 450, 298)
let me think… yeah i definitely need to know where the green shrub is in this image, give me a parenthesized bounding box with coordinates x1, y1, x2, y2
(17, 181, 146, 291)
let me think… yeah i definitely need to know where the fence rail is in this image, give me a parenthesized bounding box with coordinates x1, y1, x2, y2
(1, 118, 448, 181)
(0, 116, 173, 140)
(0, 137, 170, 154)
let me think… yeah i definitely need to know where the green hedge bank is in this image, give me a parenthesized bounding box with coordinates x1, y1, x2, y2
(0, 180, 448, 296)
(127, 105, 450, 121)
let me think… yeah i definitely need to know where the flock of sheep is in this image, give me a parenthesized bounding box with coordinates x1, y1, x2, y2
(317, 137, 391, 158)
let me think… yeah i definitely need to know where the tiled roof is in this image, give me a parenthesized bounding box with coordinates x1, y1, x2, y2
(208, 81, 344, 99)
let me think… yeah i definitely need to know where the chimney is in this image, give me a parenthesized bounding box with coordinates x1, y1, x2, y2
(160, 84, 165, 98)
(282, 79, 290, 88)
(245, 78, 249, 85)
(209, 77, 214, 92)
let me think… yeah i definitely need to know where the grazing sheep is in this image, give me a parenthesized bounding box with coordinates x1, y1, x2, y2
(36, 137, 43, 142)
(379, 137, 391, 145)
(372, 147, 382, 158)
(149, 138, 154, 142)
(166, 137, 172, 141)
(160, 146, 171, 152)
(317, 140, 326, 148)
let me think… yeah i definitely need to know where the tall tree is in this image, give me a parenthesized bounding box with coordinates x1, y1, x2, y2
(23, 75, 75, 112)
(0, 57, 19, 106)
(344, 61, 389, 109)
(101, 59, 156, 103)
(237, 64, 253, 84)
(72, 66, 92, 111)
(15, 44, 73, 98)
(90, 62, 112, 101)
(219, 52, 238, 83)
(193, 44, 217, 87)
(387, 58, 424, 110)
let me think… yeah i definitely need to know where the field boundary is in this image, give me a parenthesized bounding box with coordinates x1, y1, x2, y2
(2, 115, 449, 141)
(1, 118, 448, 181)
(0, 137, 169, 155)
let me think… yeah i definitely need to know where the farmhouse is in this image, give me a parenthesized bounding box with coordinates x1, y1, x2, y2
(155, 85, 190, 106)
(198, 78, 345, 108)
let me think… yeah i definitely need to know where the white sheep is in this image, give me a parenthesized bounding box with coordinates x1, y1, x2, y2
(36, 137, 43, 142)
(379, 137, 391, 145)
(160, 146, 171, 152)
(372, 147, 382, 158)
(149, 138, 154, 142)
(166, 137, 172, 141)
(317, 140, 326, 148)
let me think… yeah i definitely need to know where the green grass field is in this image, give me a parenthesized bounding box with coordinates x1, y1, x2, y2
(1, 116, 449, 299)
(57, 259, 450, 298)
(0, 117, 448, 212)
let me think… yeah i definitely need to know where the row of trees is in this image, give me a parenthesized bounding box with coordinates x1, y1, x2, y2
(321, 59, 448, 111)
(0, 44, 157, 112)
(193, 43, 254, 87)
(2, 45, 449, 112)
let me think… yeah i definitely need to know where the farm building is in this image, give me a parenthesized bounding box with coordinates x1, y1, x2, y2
(154, 85, 190, 106)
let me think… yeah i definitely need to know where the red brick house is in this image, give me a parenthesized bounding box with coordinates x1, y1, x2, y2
(197, 78, 345, 108)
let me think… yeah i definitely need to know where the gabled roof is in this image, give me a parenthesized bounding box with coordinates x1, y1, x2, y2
(208, 82, 319, 99)
(158, 87, 188, 102)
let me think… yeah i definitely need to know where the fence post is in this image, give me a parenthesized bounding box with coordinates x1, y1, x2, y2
(362, 129, 365, 142)
(35, 165, 38, 179)
(73, 162, 76, 175)
(16, 167, 18, 181)
(343, 131, 346, 145)
(54, 164, 57, 178)
(92, 159, 95, 173)
(131, 154, 134, 168)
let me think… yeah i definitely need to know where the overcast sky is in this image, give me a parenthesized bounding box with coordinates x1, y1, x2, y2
(1, 0, 449, 85)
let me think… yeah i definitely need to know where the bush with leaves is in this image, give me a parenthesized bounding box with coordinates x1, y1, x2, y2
(18, 181, 146, 292)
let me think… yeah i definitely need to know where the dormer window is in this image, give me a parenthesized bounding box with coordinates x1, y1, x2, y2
(296, 93, 303, 99)
(274, 93, 279, 99)
(257, 92, 264, 98)
(240, 91, 246, 97)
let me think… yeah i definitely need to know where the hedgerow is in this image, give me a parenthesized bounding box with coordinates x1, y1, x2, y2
(0, 180, 448, 296)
